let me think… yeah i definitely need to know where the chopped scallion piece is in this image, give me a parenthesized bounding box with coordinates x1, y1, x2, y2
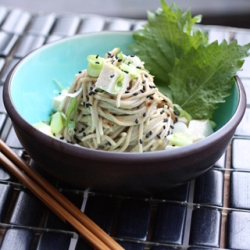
(87, 55, 104, 77)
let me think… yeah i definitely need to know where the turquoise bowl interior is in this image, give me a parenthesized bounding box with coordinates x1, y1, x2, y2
(10, 32, 135, 125)
(10, 32, 238, 132)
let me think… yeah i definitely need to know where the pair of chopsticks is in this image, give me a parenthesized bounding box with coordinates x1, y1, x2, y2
(0, 140, 124, 250)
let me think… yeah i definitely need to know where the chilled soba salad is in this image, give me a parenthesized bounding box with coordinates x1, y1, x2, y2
(34, 0, 250, 152)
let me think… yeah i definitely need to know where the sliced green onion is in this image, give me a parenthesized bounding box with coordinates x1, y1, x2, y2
(167, 133, 193, 146)
(174, 104, 192, 122)
(66, 97, 78, 130)
(119, 63, 140, 79)
(87, 55, 104, 77)
(50, 111, 65, 134)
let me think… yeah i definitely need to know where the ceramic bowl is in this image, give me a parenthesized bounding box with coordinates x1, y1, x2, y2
(3, 32, 246, 196)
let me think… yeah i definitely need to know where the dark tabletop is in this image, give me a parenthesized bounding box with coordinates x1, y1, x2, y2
(0, 3, 250, 250)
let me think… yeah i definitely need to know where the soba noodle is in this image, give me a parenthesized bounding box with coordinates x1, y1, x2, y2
(56, 48, 178, 152)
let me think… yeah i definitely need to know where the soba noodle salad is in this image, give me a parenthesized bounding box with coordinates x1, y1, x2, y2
(34, 48, 214, 152)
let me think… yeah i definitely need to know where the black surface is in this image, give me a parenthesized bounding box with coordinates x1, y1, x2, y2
(84, 195, 117, 234)
(1, 228, 35, 250)
(0, 32, 18, 56)
(189, 208, 221, 247)
(152, 203, 187, 244)
(0, 184, 14, 222)
(36, 232, 72, 250)
(9, 189, 45, 227)
(115, 200, 152, 240)
(193, 169, 224, 207)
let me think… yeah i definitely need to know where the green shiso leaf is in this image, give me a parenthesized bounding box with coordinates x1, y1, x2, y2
(128, 0, 208, 88)
(169, 40, 249, 119)
(128, 0, 250, 120)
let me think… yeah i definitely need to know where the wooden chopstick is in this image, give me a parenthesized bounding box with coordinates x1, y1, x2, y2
(0, 140, 124, 250)
(0, 152, 110, 250)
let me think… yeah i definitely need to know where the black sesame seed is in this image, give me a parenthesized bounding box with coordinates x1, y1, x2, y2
(53, 133, 55, 136)
(135, 118, 139, 124)
(160, 109, 164, 115)
(86, 103, 92, 108)
(144, 74, 148, 78)
(82, 102, 85, 106)
(123, 70, 129, 74)
(163, 125, 166, 129)
(60, 136, 64, 140)
(149, 96, 154, 100)
(143, 86, 146, 91)
(78, 71, 82, 74)
(96, 55, 99, 58)
(139, 139, 143, 144)
(136, 66, 141, 69)
(110, 74, 115, 78)
(143, 112, 146, 117)
(133, 92, 138, 96)
(130, 55, 135, 57)
(170, 125, 174, 129)
(142, 80, 146, 84)
(95, 61, 100, 64)
(140, 89, 144, 93)
(146, 131, 152, 138)
(174, 110, 179, 116)
(107, 142, 111, 146)
(118, 59, 122, 62)
(167, 113, 171, 117)
(163, 119, 168, 123)
(149, 85, 154, 89)
(125, 90, 130, 94)
(157, 134, 161, 139)
(83, 132, 86, 137)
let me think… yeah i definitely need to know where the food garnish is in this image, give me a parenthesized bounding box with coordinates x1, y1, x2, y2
(128, 0, 250, 120)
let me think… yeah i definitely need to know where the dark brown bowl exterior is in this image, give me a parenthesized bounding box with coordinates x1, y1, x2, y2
(4, 72, 246, 195)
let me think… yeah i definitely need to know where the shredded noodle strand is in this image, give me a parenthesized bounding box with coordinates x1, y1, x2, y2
(59, 50, 177, 152)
